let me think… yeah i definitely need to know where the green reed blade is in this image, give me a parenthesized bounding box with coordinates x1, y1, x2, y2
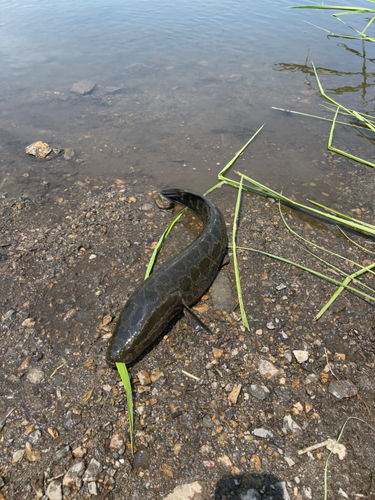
(232, 175, 249, 330)
(116, 362, 134, 455)
(337, 226, 375, 255)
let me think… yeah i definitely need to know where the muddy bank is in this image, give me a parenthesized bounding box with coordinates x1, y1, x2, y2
(1, 171, 375, 500)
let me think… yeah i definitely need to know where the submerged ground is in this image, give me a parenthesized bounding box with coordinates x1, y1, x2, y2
(1, 152, 375, 500)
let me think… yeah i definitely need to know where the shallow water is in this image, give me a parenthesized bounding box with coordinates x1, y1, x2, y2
(0, 0, 374, 197)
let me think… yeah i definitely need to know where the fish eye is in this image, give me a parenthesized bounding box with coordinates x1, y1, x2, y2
(127, 345, 134, 353)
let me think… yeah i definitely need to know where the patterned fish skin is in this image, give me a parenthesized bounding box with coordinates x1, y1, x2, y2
(106, 188, 227, 366)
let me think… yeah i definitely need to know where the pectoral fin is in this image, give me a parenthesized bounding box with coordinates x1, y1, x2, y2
(183, 303, 211, 334)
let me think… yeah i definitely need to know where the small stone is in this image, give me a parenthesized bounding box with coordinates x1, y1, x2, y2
(266, 321, 275, 330)
(326, 439, 347, 460)
(250, 454, 261, 471)
(63, 308, 77, 321)
(28, 430, 42, 444)
(137, 370, 151, 386)
(276, 283, 287, 290)
(25, 441, 41, 462)
(249, 384, 270, 400)
(228, 384, 242, 404)
(159, 462, 174, 478)
(162, 481, 205, 500)
(284, 456, 295, 467)
(47, 427, 59, 439)
(328, 380, 356, 399)
(338, 488, 349, 499)
(70, 80, 96, 95)
(257, 359, 281, 378)
(227, 74, 241, 82)
(63, 461, 86, 487)
(88, 482, 98, 495)
(283, 415, 302, 435)
(102, 314, 113, 326)
(241, 489, 261, 500)
(218, 455, 232, 468)
(46, 479, 62, 500)
(25, 141, 52, 158)
(27, 367, 44, 384)
(11, 449, 25, 465)
(133, 449, 149, 470)
(83, 458, 102, 482)
(18, 356, 31, 372)
(252, 428, 274, 439)
(213, 347, 224, 359)
(200, 445, 212, 454)
(2, 309, 15, 321)
(150, 368, 164, 382)
(302, 486, 312, 499)
(174, 443, 183, 456)
(63, 149, 75, 160)
(22, 318, 35, 328)
(53, 446, 71, 464)
(109, 432, 124, 450)
(140, 203, 153, 211)
(72, 446, 87, 459)
(104, 86, 122, 94)
(293, 350, 309, 364)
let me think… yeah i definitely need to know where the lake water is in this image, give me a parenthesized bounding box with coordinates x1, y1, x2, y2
(0, 0, 374, 197)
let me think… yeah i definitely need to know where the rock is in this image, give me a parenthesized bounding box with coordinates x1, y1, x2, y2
(326, 439, 347, 460)
(28, 430, 42, 444)
(228, 384, 242, 404)
(210, 273, 236, 312)
(140, 203, 153, 211)
(162, 481, 206, 500)
(284, 456, 295, 467)
(25, 142, 52, 158)
(27, 367, 44, 384)
(46, 480, 62, 500)
(252, 428, 274, 439)
(63, 461, 86, 487)
(248, 384, 270, 400)
(217, 455, 232, 468)
(63, 149, 75, 160)
(133, 449, 149, 470)
(150, 368, 164, 382)
(266, 321, 275, 330)
(159, 463, 174, 478)
(241, 489, 261, 500)
(104, 86, 122, 94)
(72, 446, 86, 459)
(25, 442, 41, 462)
(227, 74, 241, 82)
(82, 458, 102, 482)
(88, 482, 98, 495)
(11, 449, 25, 465)
(70, 80, 96, 95)
(18, 356, 31, 372)
(293, 350, 309, 364)
(328, 380, 356, 399)
(53, 445, 71, 465)
(257, 359, 282, 378)
(302, 486, 312, 499)
(109, 432, 124, 450)
(250, 454, 262, 471)
(22, 318, 35, 328)
(3, 309, 15, 320)
(283, 415, 302, 435)
(137, 370, 151, 386)
(212, 348, 223, 359)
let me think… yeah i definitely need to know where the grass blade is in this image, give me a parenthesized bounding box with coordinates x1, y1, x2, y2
(232, 175, 249, 330)
(116, 362, 134, 455)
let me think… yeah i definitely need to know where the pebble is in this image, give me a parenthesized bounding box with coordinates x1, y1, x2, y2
(252, 428, 274, 439)
(257, 359, 281, 378)
(159, 462, 174, 478)
(137, 370, 151, 386)
(53, 446, 71, 465)
(63, 149, 75, 161)
(293, 350, 309, 364)
(11, 449, 25, 465)
(72, 446, 87, 459)
(284, 456, 296, 467)
(210, 273, 236, 312)
(248, 384, 270, 400)
(241, 489, 261, 500)
(283, 415, 302, 435)
(162, 481, 205, 500)
(228, 384, 242, 404)
(46, 479, 62, 500)
(27, 367, 44, 384)
(88, 482, 98, 495)
(28, 430, 42, 444)
(133, 449, 149, 470)
(218, 455, 232, 468)
(22, 318, 35, 328)
(25, 442, 40, 462)
(3, 309, 15, 320)
(140, 203, 153, 211)
(302, 486, 312, 499)
(328, 380, 356, 399)
(82, 458, 102, 482)
(266, 321, 275, 330)
(70, 80, 96, 95)
(109, 432, 124, 450)
(104, 86, 122, 94)
(25, 141, 52, 158)
(213, 347, 224, 359)
(63, 461, 86, 487)
(326, 439, 347, 460)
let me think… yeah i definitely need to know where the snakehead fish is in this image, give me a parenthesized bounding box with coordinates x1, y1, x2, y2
(106, 188, 227, 365)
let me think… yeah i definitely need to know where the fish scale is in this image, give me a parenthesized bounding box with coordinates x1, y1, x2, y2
(106, 188, 227, 365)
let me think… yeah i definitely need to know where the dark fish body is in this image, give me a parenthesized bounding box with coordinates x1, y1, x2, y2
(106, 188, 227, 365)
